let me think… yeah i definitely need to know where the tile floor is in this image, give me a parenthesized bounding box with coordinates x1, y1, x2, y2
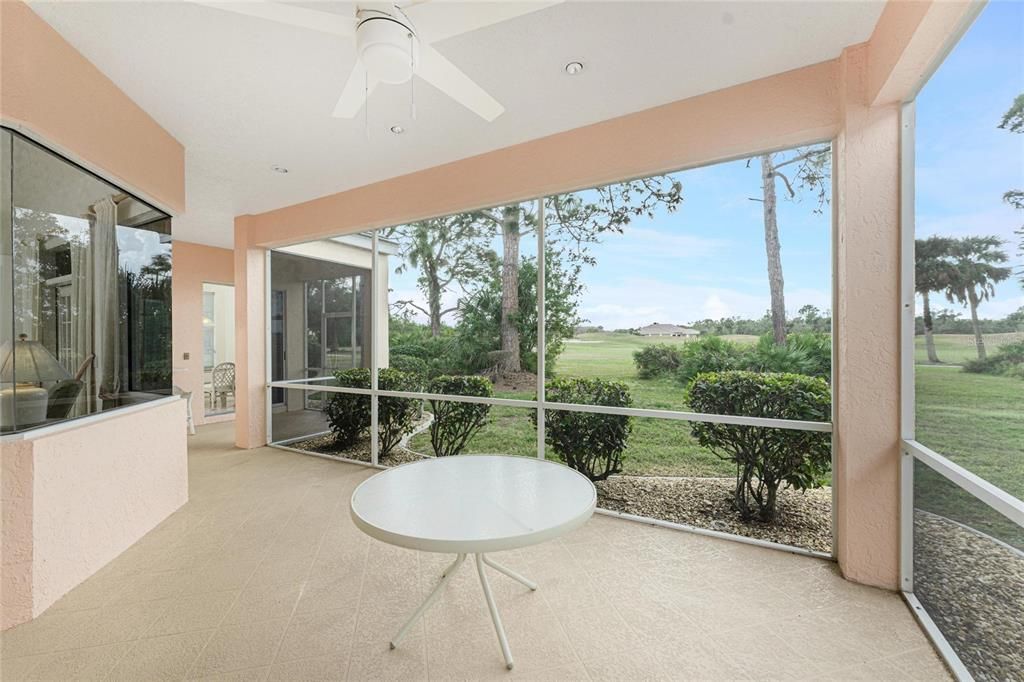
(1, 422, 951, 681)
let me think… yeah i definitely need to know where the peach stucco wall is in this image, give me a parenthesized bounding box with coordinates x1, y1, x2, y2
(244, 60, 840, 249)
(832, 45, 902, 588)
(1, 399, 188, 628)
(233, 220, 268, 450)
(0, 0, 189, 629)
(172, 241, 235, 426)
(0, 1, 185, 213)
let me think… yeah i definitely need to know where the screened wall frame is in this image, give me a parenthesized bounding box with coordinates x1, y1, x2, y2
(266, 147, 838, 560)
(896, 10, 1024, 674)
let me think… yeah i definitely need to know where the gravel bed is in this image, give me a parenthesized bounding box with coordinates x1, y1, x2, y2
(913, 510, 1024, 681)
(597, 475, 833, 553)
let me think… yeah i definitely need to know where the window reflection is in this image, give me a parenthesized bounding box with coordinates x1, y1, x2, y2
(1, 128, 172, 432)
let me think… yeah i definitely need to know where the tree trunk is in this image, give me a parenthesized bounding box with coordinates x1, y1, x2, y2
(922, 291, 940, 363)
(967, 288, 986, 360)
(498, 206, 522, 374)
(427, 274, 441, 337)
(760, 155, 787, 345)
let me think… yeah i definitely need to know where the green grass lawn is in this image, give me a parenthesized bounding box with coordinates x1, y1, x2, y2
(915, 365, 1024, 545)
(913, 332, 1023, 365)
(915, 365, 1023, 500)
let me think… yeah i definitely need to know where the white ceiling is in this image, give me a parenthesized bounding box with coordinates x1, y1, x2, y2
(29, 1, 885, 248)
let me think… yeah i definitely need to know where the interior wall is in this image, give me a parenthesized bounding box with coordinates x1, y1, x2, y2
(0, 1, 185, 214)
(172, 241, 234, 426)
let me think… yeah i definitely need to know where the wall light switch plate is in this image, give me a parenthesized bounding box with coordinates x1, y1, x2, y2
(183, 352, 190, 360)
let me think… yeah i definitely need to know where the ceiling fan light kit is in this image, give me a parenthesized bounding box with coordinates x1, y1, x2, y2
(356, 9, 418, 85)
(189, 1, 564, 123)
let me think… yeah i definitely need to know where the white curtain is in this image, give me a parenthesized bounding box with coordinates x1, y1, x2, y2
(92, 196, 120, 405)
(12, 220, 41, 342)
(70, 222, 94, 414)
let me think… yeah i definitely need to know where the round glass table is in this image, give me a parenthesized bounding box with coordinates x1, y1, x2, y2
(350, 455, 596, 670)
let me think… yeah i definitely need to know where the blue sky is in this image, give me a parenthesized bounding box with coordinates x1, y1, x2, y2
(915, 0, 1023, 319)
(391, 2, 1023, 330)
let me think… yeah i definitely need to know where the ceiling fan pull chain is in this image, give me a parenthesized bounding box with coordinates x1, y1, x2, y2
(364, 69, 370, 141)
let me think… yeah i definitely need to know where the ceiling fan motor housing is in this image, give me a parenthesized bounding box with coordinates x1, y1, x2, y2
(356, 10, 418, 84)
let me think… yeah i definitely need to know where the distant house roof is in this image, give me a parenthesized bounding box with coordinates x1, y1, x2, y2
(637, 323, 699, 336)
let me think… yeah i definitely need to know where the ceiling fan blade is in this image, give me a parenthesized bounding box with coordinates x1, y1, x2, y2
(333, 62, 377, 118)
(186, 1, 356, 38)
(416, 44, 504, 122)
(406, 1, 562, 44)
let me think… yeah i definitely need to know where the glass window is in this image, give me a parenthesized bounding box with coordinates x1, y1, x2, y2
(1, 128, 172, 432)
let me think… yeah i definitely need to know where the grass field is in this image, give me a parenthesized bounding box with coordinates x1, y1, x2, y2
(914, 332, 1023, 365)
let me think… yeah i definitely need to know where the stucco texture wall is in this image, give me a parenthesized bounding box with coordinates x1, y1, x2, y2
(172, 241, 235, 426)
(1, 399, 188, 628)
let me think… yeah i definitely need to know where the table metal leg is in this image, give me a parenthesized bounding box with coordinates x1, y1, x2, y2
(390, 553, 465, 649)
(475, 553, 515, 670)
(482, 555, 538, 591)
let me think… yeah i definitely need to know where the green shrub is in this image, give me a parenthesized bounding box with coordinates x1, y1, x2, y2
(671, 333, 831, 385)
(427, 376, 493, 457)
(746, 333, 831, 379)
(323, 368, 371, 446)
(963, 340, 1024, 379)
(675, 336, 746, 384)
(390, 353, 429, 377)
(377, 368, 423, 456)
(687, 371, 831, 522)
(390, 343, 431, 359)
(537, 378, 632, 481)
(633, 344, 683, 379)
(322, 368, 422, 457)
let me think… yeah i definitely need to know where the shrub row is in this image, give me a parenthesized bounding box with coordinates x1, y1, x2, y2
(632, 333, 831, 383)
(322, 369, 496, 459)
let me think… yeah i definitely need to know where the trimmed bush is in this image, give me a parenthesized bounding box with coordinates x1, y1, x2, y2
(633, 343, 683, 379)
(687, 371, 831, 522)
(377, 368, 423, 456)
(538, 378, 632, 481)
(674, 336, 746, 384)
(963, 340, 1024, 379)
(322, 367, 422, 457)
(391, 353, 429, 377)
(323, 369, 371, 446)
(390, 343, 431, 359)
(427, 376, 493, 457)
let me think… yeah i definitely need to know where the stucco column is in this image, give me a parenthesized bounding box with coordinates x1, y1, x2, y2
(832, 45, 902, 589)
(234, 216, 267, 449)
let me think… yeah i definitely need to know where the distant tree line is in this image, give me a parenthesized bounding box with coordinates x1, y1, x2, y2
(689, 305, 831, 336)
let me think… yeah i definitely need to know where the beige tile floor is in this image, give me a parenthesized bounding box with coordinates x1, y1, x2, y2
(1, 422, 951, 681)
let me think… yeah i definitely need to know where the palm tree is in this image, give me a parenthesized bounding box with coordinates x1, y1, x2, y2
(915, 236, 958, 363)
(943, 236, 1012, 360)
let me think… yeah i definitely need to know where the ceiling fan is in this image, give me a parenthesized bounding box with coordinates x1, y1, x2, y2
(189, 1, 561, 122)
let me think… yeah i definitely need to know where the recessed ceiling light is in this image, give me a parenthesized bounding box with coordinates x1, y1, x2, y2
(390, 125, 405, 134)
(271, 165, 289, 174)
(564, 61, 584, 76)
